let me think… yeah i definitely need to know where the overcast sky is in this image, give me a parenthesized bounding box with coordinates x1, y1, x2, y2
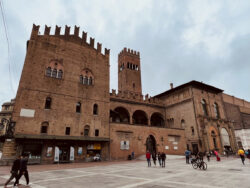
(0, 0, 250, 105)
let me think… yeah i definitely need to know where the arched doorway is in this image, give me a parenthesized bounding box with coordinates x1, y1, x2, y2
(146, 135, 156, 154)
(221, 128, 231, 151)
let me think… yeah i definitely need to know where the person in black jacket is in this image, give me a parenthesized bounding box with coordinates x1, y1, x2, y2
(4, 155, 21, 187)
(14, 155, 29, 186)
(161, 152, 166, 168)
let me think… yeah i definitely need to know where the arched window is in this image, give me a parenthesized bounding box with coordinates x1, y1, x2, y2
(41, 122, 49, 134)
(181, 119, 185, 128)
(93, 104, 98, 115)
(214, 103, 220, 118)
(191, 127, 195, 135)
(150, 113, 165, 127)
(45, 97, 51, 109)
(58, 70, 63, 79)
(84, 125, 90, 136)
(76, 102, 81, 113)
(80, 75, 83, 83)
(46, 67, 51, 77)
(201, 99, 208, 116)
(132, 110, 148, 125)
(52, 69, 57, 78)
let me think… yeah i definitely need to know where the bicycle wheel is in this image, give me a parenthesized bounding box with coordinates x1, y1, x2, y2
(192, 162, 198, 169)
(202, 162, 207, 170)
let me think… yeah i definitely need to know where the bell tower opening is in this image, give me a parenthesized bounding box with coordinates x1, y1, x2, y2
(118, 48, 142, 95)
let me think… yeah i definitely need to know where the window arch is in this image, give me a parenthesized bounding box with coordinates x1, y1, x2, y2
(45, 97, 52, 109)
(84, 125, 90, 136)
(93, 104, 98, 115)
(45, 59, 64, 79)
(110, 107, 130, 123)
(201, 99, 208, 116)
(150, 113, 164, 127)
(132, 110, 148, 125)
(76, 102, 81, 113)
(214, 103, 220, 118)
(80, 69, 94, 85)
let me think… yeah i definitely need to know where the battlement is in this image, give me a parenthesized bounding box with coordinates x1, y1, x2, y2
(30, 24, 110, 57)
(110, 89, 164, 107)
(118, 47, 140, 58)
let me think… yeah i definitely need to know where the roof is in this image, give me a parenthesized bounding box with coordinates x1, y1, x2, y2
(154, 80, 223, 98)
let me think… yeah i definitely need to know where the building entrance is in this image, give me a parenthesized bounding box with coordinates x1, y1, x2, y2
(146, 135, 156, 154)
(59, 146, 70, 162)
(192, 143, 199, 155)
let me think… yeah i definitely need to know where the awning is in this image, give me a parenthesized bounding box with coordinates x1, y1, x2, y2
(15, 134, 110, 142)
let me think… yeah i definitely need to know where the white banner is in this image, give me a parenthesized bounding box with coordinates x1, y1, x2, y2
(70, 146, 74, 161)
(54, 146, 59, 162)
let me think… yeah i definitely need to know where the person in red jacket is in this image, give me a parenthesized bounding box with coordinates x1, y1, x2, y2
(146, 151, 151, 167)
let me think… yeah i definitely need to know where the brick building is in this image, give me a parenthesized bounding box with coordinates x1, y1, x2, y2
(0, 24, 242, 164)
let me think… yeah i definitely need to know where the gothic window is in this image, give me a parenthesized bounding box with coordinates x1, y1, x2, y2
(76, 102, 81, 113)
(214, 103, 220, 118)
(80, 69, 94, 85)
(52, 69, 57, 78)
(45, 97, 51, 109)
(46, 60, 64, 79)
(58, 70, 63, 79)
(46, 67, 51, 77)
(201, 99, 208, 116)
(84, 125, 90, 136)
(93, 104, 98, 115)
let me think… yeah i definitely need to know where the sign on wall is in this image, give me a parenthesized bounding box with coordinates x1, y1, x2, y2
(47, 147, 53, 157)
(78, 147, 82, 155)
(20, 109, 35, 118)
(120, 141, 129, 150)
(54, 146, 59, 162)
(70, 146, 74, 161)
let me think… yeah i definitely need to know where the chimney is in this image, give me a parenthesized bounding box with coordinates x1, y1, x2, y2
(170, 83, 173, 89)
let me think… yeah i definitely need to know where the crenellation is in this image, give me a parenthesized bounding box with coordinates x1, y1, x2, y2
(90, 37, 95, 47)
(65, 25, 70, 36)
(44, 25, 51, 35)
(55, 25, 61, 35)
(31, 24, 40, 39)
(105, 48, 110, 56)
(74, 25, 79, 37)
(97, 43, 102, 53)
(82, 31, 87, 43)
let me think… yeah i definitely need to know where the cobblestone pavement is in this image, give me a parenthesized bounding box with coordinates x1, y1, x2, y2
(0, 157, 249, 188)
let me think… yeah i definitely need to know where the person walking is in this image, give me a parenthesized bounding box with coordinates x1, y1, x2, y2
(161, 152, 166, 168)
(214, 150, 220, 161)
(157, 152, 162, 167)
(206, 151, 211, 162)
(185, 149, 191, 164)
(14, 155, 29, 186)
(152, 153, 157, 166)
(146, 151, 151, 167)
(238, 148, 245, 165)
(4, 155, 21, 187)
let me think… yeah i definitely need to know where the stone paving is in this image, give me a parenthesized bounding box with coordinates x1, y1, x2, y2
(0, 156, 249, 188)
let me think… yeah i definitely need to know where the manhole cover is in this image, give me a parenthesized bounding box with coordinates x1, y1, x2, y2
(228, 169, 242, 171)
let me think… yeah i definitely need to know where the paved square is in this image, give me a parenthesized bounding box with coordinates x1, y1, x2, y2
(1, 157, 249, 188)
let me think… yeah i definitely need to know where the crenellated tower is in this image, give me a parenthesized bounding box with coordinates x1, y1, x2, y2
(118, 48, 142, 95)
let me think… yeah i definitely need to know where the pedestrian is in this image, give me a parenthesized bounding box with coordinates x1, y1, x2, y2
(206, 151, 211, 162)
(152, 153, 157, 166)
(146, 151, 151, 167)
(157, 152, 162, 167)
(196, 151, 204, 161)
(238, 148, 245, 165)
(131, 151, 135, 160)
(214, 150, 220, 161)
(4, 155, 21, 187)
(247, 149, 250, 160)
(14, 155, 29, 186)
(161, 152, 166, 168)
(184, 149, 191, 164)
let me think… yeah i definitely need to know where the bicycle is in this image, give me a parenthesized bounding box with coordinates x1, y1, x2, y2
(192, 159, 207, 170)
